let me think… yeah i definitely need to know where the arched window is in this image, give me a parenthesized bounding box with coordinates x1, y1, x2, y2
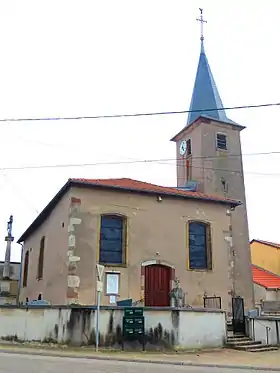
(99, 215, 126, 265)
(188, 221, 212, 270)
(37, 236, 45, 280)
(22, 250, 29, 287)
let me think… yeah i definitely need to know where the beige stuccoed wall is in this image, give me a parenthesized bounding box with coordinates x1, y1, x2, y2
(70, 186, 233, 310)
(175, 122, 203, 186)
(254, 284, 268, 308)
(0, 306, 227, 349)
(174, 118, 254, 311)
(19, 190, 71, 304)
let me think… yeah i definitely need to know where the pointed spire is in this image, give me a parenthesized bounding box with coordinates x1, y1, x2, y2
(186, 9, 236, 127)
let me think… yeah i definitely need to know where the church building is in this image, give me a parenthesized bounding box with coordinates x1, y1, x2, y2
(18, 11, 254, 312)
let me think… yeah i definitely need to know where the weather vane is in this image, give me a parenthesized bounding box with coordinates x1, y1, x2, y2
(196, 8, 207, 42)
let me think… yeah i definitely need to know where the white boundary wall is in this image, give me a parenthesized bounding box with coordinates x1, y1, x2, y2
(0, 306, 226, 349)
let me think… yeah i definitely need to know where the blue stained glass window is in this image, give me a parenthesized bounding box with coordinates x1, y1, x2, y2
(189, 221, 208, 269)
(99, 215, 125, 264)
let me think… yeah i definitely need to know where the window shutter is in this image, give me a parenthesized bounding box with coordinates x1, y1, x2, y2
(216, 134, 227, 150)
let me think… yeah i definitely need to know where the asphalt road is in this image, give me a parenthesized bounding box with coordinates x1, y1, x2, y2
(0, 352, 277, 373)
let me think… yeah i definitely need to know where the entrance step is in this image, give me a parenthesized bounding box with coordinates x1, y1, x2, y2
(235, 344, 278, 352)
(227, 335, 250, 341)
(227, 337, 259, 346)
(247, 346, 279, 352)
(227, 336, 279, 353)
(227, 322, 233, 332)
(227, 298, 278, 352)
(228, 340, 262, 350)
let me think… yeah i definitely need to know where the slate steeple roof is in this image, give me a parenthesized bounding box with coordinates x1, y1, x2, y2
(186, 39, 238, 127)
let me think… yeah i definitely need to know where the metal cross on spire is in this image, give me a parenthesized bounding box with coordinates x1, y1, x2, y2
(196, 8, 207, 42)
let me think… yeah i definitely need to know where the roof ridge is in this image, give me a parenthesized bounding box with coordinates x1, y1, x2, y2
(71, 177, 239, 203)
(251, 238, 280, 248)
(72, 177, 145, 183)
(252, 264, 280, 279)
(252, 264, 280, 289)
(18, 177, 241, 243)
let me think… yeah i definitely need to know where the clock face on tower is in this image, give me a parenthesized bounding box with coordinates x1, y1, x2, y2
(179, 140, 187, 156)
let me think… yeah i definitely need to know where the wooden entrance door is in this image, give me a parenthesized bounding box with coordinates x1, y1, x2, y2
(144, 264, 171, 307)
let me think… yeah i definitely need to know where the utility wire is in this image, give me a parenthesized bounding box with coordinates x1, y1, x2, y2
(153, 163, 280, 177)
(0, 102, 280, 122)
(1, 151, 280, 176)
(0, 171, 40, 214)
(0, 150, 278, 173)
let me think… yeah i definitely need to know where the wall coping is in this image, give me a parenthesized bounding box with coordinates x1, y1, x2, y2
(0, 305, 225, 314)
(247, 316, 280, 321)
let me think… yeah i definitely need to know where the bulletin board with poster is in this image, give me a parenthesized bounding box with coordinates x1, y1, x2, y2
(105, 272, 120, 304)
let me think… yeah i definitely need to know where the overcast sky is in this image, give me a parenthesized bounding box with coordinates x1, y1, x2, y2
(0, 1, 279, 261)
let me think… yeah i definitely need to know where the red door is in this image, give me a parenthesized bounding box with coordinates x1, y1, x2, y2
(144, 265, 171, 307)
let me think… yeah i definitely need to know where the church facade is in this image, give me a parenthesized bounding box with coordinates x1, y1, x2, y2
(18, 13, 254, 311)
(18, 178, 239, 310)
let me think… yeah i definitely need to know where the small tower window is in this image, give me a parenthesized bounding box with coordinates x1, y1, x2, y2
(216, 133, 227, 150)
(186, 139, 192, 156)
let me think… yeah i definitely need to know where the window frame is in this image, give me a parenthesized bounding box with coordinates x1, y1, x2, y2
(22, 250, 29, 287)
(37, 236, 45, 280)
(216, 132, 228, 151)
(98, 214, 127, 267)
(186, 220, 212, 271)
(186, 138, 192, 156)
(186, 156, 192, 181)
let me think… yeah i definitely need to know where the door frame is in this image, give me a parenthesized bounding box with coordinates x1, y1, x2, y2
(140, 259, 175, 306)
(232, 296, 245, 334)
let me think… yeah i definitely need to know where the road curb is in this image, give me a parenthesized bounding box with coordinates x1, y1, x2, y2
(0, 347, 279, 371)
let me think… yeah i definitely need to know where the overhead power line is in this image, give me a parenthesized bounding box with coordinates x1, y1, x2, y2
(159, 163, 280, 177)
(1, 102, 280, 122)
(0, 150, 280, 176)
(0, 172, 40, 214)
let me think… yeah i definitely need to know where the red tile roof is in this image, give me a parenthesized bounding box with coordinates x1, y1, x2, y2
(252, 265, 280, 289)
(18, 177, 240, 243)
(70, 178, 240, 205)
(250, 239, 280, 249)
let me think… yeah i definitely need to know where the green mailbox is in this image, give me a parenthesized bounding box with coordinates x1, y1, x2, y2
(122, 308, 145, 350)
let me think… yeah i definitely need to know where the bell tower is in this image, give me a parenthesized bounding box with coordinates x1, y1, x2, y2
(171, 9, 254, 311)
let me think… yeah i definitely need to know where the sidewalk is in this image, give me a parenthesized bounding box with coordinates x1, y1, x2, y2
(0, 342, 279, 371)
